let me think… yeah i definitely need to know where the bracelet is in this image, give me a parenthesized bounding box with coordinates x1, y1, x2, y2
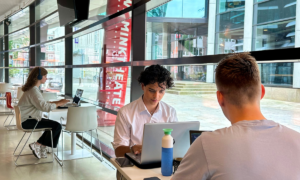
(130, 144, 136, 152)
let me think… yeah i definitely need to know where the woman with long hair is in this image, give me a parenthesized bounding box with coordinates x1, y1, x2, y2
(18, 67, 69, 159)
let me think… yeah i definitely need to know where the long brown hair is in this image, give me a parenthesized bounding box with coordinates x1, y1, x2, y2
(22, 67, 48, 92)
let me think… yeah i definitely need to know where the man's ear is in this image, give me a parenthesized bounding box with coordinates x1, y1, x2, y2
(217, 91, 225, 107)
(141, 83, 145, 91)
(261, 84, 265, 100)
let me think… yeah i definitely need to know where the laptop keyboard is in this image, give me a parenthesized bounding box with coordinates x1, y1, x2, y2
(127, 153, 141, 164)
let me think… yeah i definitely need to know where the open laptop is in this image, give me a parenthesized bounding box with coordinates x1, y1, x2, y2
(189, 130, 211, 145)
(57, 89, 84, 108)
(125, 121, 200, 169)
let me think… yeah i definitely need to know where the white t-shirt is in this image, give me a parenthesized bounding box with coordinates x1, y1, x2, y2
(173, 120, 300, 180)
(112, 96, 178, 150)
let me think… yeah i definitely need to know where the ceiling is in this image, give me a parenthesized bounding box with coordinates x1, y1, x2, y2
(0, 0, 24, 17)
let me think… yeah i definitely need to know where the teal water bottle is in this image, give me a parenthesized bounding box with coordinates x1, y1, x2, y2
(161, 129, 173, 176)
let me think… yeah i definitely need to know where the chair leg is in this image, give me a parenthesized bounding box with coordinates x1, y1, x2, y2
(95, 129, 103, 161)
(3, 114, 10, 127)
(13, 132, 27, 156)
(90, 130, 93, 153)
(4, 114, 17, 131)
(54, 130, 64, 167)
(50, 130, 54, 163)
(15, 130, 36, 166)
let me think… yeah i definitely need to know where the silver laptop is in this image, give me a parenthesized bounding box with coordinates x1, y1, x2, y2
(126, 121, 200, 164)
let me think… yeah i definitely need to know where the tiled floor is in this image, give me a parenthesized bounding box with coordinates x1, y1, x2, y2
(0, 106, 117, 180)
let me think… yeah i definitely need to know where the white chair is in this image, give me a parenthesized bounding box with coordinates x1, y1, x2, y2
(13, 106, 54, 166)
(42, 92, 57, 101)
(56, 106, 103, 166)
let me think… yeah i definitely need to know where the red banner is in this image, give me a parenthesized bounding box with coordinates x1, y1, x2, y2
(97, 0, 132, 126)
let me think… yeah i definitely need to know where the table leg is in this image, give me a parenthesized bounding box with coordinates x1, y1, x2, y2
(71, 133, 76, 155)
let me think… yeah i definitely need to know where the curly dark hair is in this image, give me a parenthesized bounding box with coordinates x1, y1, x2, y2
(138, 64, 174, 89)
(22, 67, 48, 92)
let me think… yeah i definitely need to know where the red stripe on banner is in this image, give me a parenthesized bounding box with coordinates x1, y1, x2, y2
(97, 0, 132, 126)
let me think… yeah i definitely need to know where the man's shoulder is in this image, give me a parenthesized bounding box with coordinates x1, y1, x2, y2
(118, 98, 140, 114)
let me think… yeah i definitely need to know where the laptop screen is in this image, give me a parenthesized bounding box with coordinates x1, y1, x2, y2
(189, 131, 210, 145)
(73, 89, 84, 104)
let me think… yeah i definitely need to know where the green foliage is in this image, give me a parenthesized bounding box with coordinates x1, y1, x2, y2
(9, 65, 20, 78)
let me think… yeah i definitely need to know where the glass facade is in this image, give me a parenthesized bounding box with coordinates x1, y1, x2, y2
(253, 0, 297, 51)
(0, 0, 299, 159)
(146, 0, 208, 60)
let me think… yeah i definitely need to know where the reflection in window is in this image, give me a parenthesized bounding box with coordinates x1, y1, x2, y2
(73, 29, 104, 65)
(165, 65, 207, 82)
(8, 7, 29, 33)
(41, 68, 65, 94)
(256, 0, 296, 24)
(146, 23, 208, 60)
(254, 19, 295, 51)
(9, 49, 29, 67)
(218, 8, 245, 32)
(260, 63, 293, 87)
(216, 29, 244, 54)
(35, 0, 58, 20)
(147, 0, 207, 18)
(218, 0, 245, 13)
(9, 28, 30, 50)
(9, 68, 29, 85)
(72, 67, 131, 111)
(39, 12, 64, 43)
(38, 41, 65, 66)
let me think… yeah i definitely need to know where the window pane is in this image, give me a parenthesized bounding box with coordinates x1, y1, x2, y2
(259, 63, 293, 87)
(37, 40, 65, 66)
(72, 67, 131, 111)
(73, 29, 104, 65)
(164, 65, 208, 82)
(218, 0, 245, 13)
(39, 12, 65, 43)
(147, 0, 207, 18)
(9, 68, 29, 85)
(146, 2, 209, 60)
(254, 19, 295, 51)
(72, 0, 107, 30)
(9, 28, 30, 50)
(217, 8, 245, 32)
(35, 0, 58, 20)
(9, 48, 30, 67)
(40, 68, 65, 94)
(256, 0, 296, 24)
(8, 7, 30, 33)
(216, 29, 244, 54)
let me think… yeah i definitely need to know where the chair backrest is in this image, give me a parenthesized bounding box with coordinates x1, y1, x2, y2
(66, 106, 97, 132)
(16, 87, 24, 100)
(0, 83, 12, 94)
(14, 106, 23, 131)
(42, 92, 57, 101)
(6, 92, 13, 109)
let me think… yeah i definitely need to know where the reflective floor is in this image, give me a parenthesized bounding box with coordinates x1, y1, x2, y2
(0, 107, 117, 180)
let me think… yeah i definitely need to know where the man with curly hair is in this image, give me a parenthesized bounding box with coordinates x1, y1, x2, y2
(112, 64, 178, 157)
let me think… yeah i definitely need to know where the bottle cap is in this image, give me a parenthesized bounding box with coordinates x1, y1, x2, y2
(163, 128, 173, 135)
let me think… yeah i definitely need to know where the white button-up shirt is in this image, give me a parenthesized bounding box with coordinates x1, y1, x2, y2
(112, 96, 178, 149)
